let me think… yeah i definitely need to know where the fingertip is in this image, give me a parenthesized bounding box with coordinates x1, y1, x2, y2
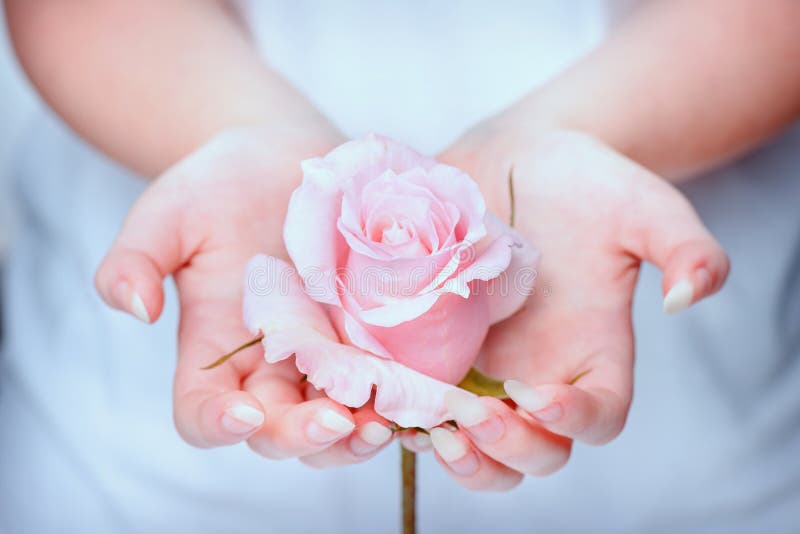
(511, 383, 626, 445)
(95, 248, 165, 322)
(662, 240, 730, 314)
(176, 390, 265, 448)
(221, 403, 266, 435)
(430, 427, 480, 477)
(662, 278, 694, 314)
(305, 405, 356, 444)
(248, 398, 357, 460)
(399, 429, 432, 452)
(349, 421, 394, 456)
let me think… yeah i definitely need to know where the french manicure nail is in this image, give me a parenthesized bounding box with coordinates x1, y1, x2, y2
(130, 291, 150, 323)
(531, 403, 563, 423)
(412, 431, 432, 450)
(430, 428, 479, 476)
(444, 390, 504, 443)
(306, 409, 355, 444)
(222, 404, 264, 435)
(504, 380, 552, 412)
(663, 278, 694, 314)
(350, 422, 392, 455)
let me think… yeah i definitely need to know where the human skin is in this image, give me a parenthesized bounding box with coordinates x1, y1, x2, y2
(6, 0, 800, 479)
(433, 0, 800, 490)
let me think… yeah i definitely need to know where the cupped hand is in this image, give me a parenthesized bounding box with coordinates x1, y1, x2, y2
(432, 128, 729, 491)
(95, 126, 395, 467)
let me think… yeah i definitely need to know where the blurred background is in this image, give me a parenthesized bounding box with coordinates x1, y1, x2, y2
(0, 5, 37, 344)
(0, 4, 39, 260)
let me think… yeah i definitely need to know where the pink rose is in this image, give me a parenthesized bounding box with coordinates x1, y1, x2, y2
(244, 135, 538, 428)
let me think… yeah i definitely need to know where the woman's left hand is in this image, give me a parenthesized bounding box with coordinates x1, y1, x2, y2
(430, 126, 730, 491)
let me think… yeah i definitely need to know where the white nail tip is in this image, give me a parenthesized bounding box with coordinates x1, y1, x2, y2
(130, 292, 150, 323)
(413, 432, 432, 449)
(225, 404, 265, 427)
(444, 390, 490, 427)
(358, 422, 392, 446)
(504, 380, 549, 412)
(316, 409, 356, 434)
(430, 428, 467, 462)
(663, 279, 694, 314)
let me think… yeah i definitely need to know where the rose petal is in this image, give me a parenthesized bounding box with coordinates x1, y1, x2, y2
(329, 297, 393, 360)
(265, 328, 455, 428)
(284, 163, 346, 306)
(405, 163, 486, 244)
(320, 133, 438, 183)
(482, 212, 541, 324)
(342, 247, 453, 310)
(338, 167, 458, 260)
(243, 255, 339, 337)
(242, 255, 455, 428)
(287, 136, 439, 304)
(351, 291, 490, 384)
(358, 291, 442, 327)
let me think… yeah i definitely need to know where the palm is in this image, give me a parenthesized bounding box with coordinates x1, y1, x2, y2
(97, 128, 395, 464)
(442, 130, 727, 444)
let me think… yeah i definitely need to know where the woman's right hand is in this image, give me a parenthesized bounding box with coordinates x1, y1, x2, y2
(94, 125, 396, 467)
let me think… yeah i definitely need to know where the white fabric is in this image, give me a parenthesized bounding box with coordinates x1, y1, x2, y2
(2, 2, 800, 533)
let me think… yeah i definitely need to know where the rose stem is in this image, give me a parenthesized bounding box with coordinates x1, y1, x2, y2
(401, 445, 417, 534)
(200, 333, 264, 370)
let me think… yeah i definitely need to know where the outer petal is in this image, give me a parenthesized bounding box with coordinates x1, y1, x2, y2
(243, 254, 456, 428)
(350, 291, 490, 384)
(328, 297, 393, 360)
(243, 255, 338, 337)
(263, 327, 455, 428)
(315, 133, 438, 182)
(284, 163, 345, 306)
(482, 212, 541, 324)
(358, 291, 442, 328)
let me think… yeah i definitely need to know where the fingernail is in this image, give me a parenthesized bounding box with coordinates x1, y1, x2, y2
(430, 428, 479, 476)
(130, 291, 150, 323)
(222, 404, 264, 435)
(663, 278, 694, 314)
(306, 409, 355, 444)
(350, 421, 392, 456)
(444, 390, 504, 443)
(530, 403, 563, 423)
(413, 431, 432, 450)
(113, 280, 149, 323)
(504, 380, 553, 411)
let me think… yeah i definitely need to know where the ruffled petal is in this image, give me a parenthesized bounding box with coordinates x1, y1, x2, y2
(263, 327, 455, 428)
(358, 291, 442, 328)
(284, 164, 346, 306)
(243, 254, 339, 337)
(482, 212, 541, 324)
(351, 291, 490, 384)
(315, 133, 438, 183)
(405, 163, 487, 244)
(328, 298, 393, 360)
(243, 254, 456, 428)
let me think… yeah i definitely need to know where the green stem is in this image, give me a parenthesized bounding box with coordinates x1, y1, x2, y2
(401, 446, 416, 534)
(200, 333, 264, 370)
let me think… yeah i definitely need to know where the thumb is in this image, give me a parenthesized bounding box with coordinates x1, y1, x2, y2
(622, 175, 730, 314)
(94, 176, 196, 323)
